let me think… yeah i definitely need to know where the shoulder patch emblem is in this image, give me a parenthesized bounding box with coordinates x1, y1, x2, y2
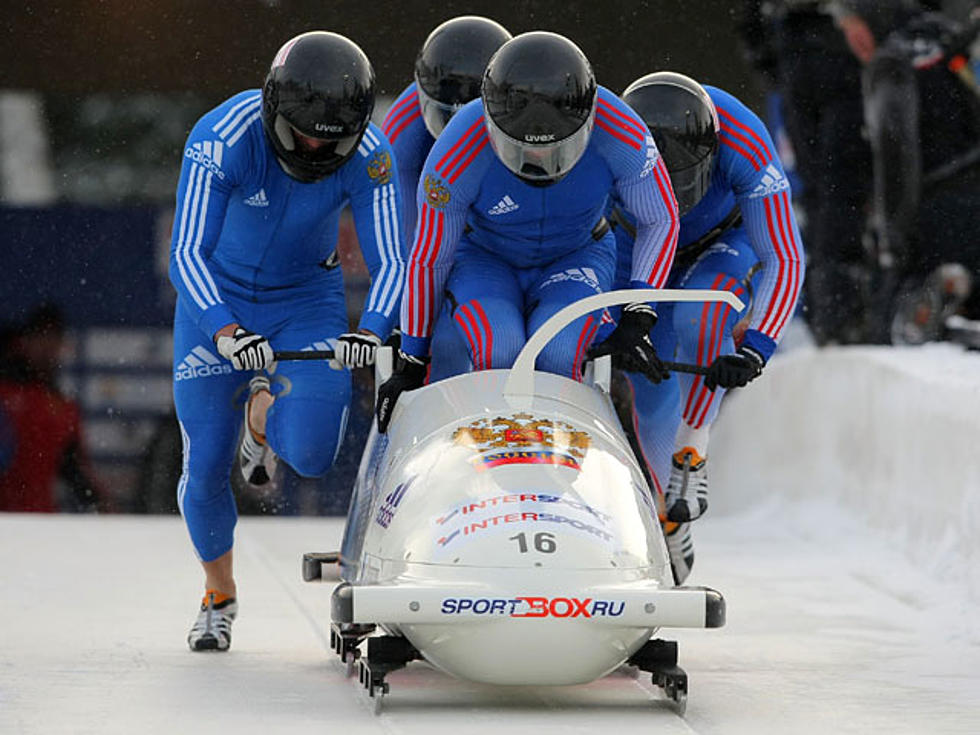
(424, 174, 451, 209)
(367, 151, 392, 186)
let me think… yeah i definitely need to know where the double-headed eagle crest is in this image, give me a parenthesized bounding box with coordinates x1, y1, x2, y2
(452, 412, 591, 460)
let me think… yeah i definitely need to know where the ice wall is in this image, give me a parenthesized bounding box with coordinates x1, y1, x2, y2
(711, 343, 980, 605)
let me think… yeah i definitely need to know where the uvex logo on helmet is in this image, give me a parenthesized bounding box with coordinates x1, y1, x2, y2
(315, 123, 345, 133)
(524, 133, 556, 142)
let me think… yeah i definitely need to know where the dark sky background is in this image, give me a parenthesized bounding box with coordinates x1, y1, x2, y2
(5, 0, 765, 108)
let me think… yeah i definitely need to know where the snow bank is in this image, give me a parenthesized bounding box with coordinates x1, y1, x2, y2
(711, 342, 980, 605)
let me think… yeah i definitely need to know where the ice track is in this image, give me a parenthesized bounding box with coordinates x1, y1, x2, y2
(3, 342, 980, 734)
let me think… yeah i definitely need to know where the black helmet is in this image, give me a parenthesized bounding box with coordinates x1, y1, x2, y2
(622, 71, 719, 215)
(482, 32, 597, 184)
(262, 31, 375, 182)
(414, 16, 512, 138)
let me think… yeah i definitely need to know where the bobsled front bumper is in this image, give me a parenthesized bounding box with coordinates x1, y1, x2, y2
(331, 581, 725, 629)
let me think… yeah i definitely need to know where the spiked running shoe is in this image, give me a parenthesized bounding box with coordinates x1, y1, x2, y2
(664, 522, 694, 585)
(239, 375, 277, 486)
(665, 447, 709, 523)
(188, 589, 238, 652)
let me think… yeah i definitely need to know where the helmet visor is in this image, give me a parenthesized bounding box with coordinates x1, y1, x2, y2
(274, 114, 362, 165)
(667, 157, 714, 216)
(485, 113, 593, 182)
(417, 86, 464, 138)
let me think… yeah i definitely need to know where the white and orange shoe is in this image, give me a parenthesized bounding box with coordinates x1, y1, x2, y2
(188, 589, 238, 652)
(664, 447, 709, 523)
(664, 522, 694, 586)
(238, 375, 277, 486)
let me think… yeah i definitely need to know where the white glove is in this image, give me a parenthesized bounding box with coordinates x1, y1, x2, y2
(215, 327, 274, 371)
(330, 332, 382, 370)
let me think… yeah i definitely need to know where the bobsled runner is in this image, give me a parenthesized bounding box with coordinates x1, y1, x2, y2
(302, 288, 743, 714)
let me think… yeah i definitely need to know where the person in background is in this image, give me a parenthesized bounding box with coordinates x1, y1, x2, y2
(739, 0, 871, 345)
(383, 15, 513, 255)
(0, 304, 103, 514)
(169, 31, 404, 652)
(609, 72, 804, 584)
(375, 32, 680, 432)
(831, 0, 980, 344)
(382, 15, 512, 380)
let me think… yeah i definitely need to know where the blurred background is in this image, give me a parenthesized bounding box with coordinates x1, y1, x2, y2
(2, 0, 978, 515)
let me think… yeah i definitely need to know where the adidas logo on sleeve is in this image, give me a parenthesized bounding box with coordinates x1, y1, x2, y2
(183, 141, 226, 180)
(748, 165, 790, 198)
(487, 195, 519, 215)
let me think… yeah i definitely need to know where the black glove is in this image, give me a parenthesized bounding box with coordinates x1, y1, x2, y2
(704, 346, 764, 391)
(383, 328, 402, 351)
(586, 304, 670, 383)
(375, 351, 428, 433)
(215, 327, 274, 371)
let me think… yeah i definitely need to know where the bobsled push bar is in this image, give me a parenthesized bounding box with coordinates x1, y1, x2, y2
(330, 581, 725, 629)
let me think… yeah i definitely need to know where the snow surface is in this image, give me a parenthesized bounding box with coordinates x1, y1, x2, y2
(3, 338, 980, 734)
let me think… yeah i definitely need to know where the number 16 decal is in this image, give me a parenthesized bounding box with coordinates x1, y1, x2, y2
(509, 531, 557, 554)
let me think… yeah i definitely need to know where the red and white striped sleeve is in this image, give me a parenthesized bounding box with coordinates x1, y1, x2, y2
(717, 101, 804, 351)
(399, 112, 488, 357)
(594, 91, 680, 292)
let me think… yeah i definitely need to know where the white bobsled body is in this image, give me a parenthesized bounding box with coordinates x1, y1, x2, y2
(335, 289, 731, 686)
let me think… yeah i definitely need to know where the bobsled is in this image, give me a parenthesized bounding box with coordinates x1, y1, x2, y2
(303, 289, 742, 714)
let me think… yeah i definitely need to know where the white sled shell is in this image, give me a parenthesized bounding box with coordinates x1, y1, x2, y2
(333, 289, 733, 686)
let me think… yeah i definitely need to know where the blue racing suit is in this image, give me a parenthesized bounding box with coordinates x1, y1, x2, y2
(613, 86, 805, 493)
(382, 82, 470, 380)
(170, 90, 405, 561)
(399, 87, 679, 379)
